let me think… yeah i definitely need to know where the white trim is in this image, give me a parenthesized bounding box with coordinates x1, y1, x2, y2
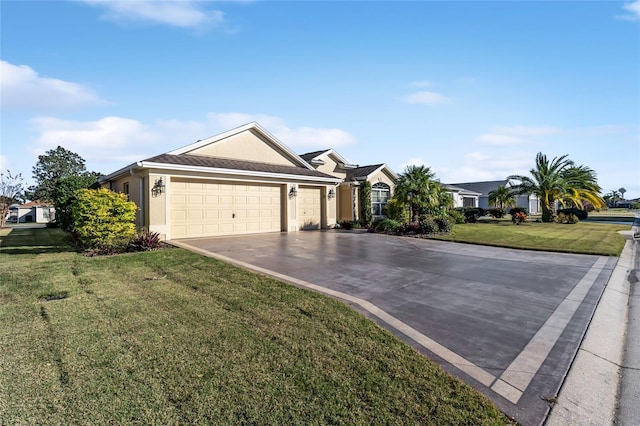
(306, 149, 358, 169)
(99, 162, 142, 183)
(167, 122, 313, 170)
(138, 161, 342, 184)
(360, 164, 397, 182)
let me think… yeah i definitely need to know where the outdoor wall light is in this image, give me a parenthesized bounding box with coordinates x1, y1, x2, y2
(289, 186, 298, 198)
(328, 189, 336, 199)
(152, 178, 165, 196)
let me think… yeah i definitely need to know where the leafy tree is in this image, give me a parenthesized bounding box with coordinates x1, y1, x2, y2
(508, 152, 605, 222)
(71, 188, 137, 250)
(393, 165, 445, 221)
(51, 174, 101, 231)
(488, 185, 516, 211)
(29, 146, 91, 202)
(603, 190, 621, 207)
(358, 180, 373, 227)
(0, 171, 24, 228)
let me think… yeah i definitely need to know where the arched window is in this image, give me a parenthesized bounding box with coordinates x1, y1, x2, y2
(372, 183, 391, 217)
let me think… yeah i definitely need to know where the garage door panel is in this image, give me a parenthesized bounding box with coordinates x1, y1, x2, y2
(171, 178, 281, 239)
(298, 186, 321, 230)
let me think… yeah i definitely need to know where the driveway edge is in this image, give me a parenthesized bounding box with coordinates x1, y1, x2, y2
(545, 234, 636, 425)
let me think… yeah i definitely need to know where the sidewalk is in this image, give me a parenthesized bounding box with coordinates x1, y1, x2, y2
(546, 231, 638, 425)
(616, 228, 639, 425)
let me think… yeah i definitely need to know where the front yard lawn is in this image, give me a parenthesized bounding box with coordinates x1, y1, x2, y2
(429, 220, 628, 256)
(0, 227, 509, 425)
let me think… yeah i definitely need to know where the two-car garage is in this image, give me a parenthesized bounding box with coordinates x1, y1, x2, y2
(170, 178, 283, 239)
(169, 179, 326, 239)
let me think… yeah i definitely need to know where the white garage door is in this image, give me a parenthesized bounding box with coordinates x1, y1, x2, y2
(298, 186, 321, 230)
(171, 178, 282, 239)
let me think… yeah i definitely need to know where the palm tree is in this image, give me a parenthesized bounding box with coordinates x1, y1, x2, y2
(488, 185, 516, 211)
(508, 153, 605, 222)
(393, 165, 444, 221)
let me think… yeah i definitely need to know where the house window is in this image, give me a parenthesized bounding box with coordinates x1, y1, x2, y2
(463, 197, 476, 207)
(372, 183, 390, 217)
(123, 182, 130, 200)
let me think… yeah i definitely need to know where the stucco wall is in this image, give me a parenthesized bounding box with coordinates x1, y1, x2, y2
(186, 131, 298, 167)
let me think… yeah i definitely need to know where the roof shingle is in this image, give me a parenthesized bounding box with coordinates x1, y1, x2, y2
(143, 153, 338, 179)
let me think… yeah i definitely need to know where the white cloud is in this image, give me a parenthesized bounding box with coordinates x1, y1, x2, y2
(28, 113, 357, 173)
(79, 0, 224, 29)
(620, 0, 640, 20)
(204, 112, 357, 147)
(435, 151, 536, 184)
(403, 91, 452, 106)
(464, 152, 489, 161)
(0, 61, 106, 111)
(476, 125, 563, 146)
(477, 133, 524, 146)
(398, 157, 429, 171)
(30, 116, 157, 165)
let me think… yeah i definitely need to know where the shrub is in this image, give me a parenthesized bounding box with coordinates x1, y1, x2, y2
(555, 213, 579, 224)
(71, 188, 137, 250)
(447, 209, 466, 224)
(338, 220, 353, 230)
(130, 230, 162, 251)
(512, 211, 527, 225)
(457, 207, 485, 223)
(508, 207, 528, 216)
(358, 181, 373, 227)
(419, 215, 438, 234)
(385, 198, 410, 223)
(558, 208, 587, 221)
(397, 222, 422, 234)
(434, 216, 452, 233)
(374, 218, 401, 233)
(487, 208, 506, 219)
(52, 174, 101, 232)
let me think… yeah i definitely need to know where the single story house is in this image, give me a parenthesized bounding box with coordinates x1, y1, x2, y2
(442, 184, 481, 208)
(99, 122, 398, 240)
(449, 179, 540, 214)
(7, 201, 55, 223)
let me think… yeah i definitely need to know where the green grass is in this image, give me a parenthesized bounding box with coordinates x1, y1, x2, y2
(429, 219, 628, 256)
(588, 208, 637, 217)
(0, 228, 510, 425)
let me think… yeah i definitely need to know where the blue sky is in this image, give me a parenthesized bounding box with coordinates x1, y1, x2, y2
(2, 0, 639, 198)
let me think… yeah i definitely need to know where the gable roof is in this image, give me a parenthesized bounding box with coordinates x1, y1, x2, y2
(442, 184, 482, 196)
(100, 122, 343, 183)
(299, 149, 357, 169)
(448, 180, 509, 196)
(169, 122, 313, 170)
(346, 164, 397, 182)
(140, 153, 338, 181)
(300, 150, 331, 163)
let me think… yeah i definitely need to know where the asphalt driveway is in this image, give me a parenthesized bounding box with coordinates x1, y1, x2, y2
(172, 230, 617, 426)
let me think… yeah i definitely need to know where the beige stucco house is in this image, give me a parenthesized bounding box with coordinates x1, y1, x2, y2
(100, 123, 343, 240)
(99, 122, 397, 240)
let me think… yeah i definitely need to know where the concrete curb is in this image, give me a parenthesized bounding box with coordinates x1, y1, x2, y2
(546, 233, 636, 425)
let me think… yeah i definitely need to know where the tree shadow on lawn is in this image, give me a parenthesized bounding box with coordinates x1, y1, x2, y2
(0, 227, 78, 255)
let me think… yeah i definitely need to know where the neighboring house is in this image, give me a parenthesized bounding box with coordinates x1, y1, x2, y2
(300, 149, 397, 222)
(442, 184, 481, 208)
(449, 180, 540, 214)
(100, 122, 346, 240)
(7, 201, 55, 223)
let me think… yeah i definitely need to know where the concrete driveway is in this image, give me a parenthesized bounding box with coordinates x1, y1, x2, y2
(172, 230, 616, 426)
